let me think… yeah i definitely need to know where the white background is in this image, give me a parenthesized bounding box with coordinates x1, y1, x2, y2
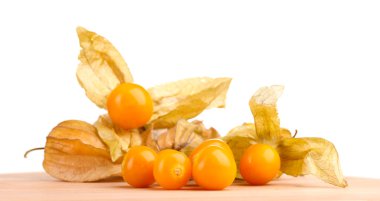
(1, 0, 379, 179)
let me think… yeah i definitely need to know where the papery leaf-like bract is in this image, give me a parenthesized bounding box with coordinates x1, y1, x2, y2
(148, 77, 232, 128)
(249, 85, 284, 145)
(278, 137, 347, 187)
(94, 115, 142, 162)
(76, 27, 133, 108)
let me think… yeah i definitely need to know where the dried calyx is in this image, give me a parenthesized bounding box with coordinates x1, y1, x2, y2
(224, 86, 347, 187)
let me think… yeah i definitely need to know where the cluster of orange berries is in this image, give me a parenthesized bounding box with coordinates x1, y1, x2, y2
(107, 83, 281, 190)
(121, 139, 281, 190)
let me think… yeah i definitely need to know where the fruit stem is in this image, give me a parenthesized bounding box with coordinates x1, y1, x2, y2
(24, 147, 44, 158)
(293, 129, 298, 138)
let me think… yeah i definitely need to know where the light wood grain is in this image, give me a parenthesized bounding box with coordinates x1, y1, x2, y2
(0, 173, 379, 201)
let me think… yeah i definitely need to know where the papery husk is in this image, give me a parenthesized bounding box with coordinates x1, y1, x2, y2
(76, 27, 133, 108)
(278, 137, 347, 187)
(148, 77, 232, 128)
(224, 86, 347, 187)
(43, 120, 121, 182)
(143, 119, 219, 156)
(94, 115, 143, 162)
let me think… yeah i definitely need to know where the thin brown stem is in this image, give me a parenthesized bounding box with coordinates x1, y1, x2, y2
(24, 147, 44, 158)
(293, 129, 298, 138)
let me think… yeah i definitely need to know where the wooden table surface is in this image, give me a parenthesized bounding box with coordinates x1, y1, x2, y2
(0, 173, 379, 201)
